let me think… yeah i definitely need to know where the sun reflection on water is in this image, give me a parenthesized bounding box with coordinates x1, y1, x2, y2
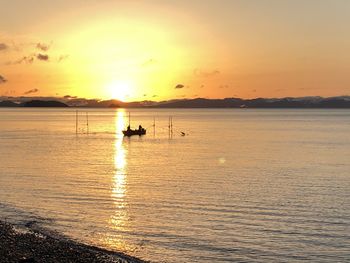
(103, 109, 132, 251)
(112, 110, 127, 206)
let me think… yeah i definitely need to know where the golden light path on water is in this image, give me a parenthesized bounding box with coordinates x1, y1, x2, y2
(102, 109, 132, 252)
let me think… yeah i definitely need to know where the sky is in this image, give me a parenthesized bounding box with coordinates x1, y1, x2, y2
(0, 0, 349, 101)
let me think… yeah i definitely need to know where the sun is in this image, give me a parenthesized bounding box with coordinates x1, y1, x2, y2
(107, 80, 133, 101)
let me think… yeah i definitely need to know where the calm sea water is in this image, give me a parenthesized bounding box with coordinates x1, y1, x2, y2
(0, 108, 349, 262)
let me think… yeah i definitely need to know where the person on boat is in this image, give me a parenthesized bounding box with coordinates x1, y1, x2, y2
(127, 125, 131, 131)
(138, 125, 142, 131)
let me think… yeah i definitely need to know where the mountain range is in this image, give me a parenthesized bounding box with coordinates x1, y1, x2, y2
(1, 96, 350, 108)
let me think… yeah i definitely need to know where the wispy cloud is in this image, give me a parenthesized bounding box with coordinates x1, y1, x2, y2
(8, 53, 57, 65)
(17, 56, 34, 64)
(0, 75, 7, 84)
(63, 95, 77, 99)
(6, 55, 35, 65)
(36, 53, 49, 61)
(57, 54, 69, 62)
(0, 43, 8, 51)
(24, 88, 39, 95)
(4, 40, 66, 65)
(175, 84, 185, 89)
(36, 42, 51, 52)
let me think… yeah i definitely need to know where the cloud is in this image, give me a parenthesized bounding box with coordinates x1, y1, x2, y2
(0, 75, 7, 84)
(7, 55, 35, 65)
(0, 43, 8, 51)
(20, 56, 35, 64)
(36, 42, 51, 52)
(63, 95, 77, 99)
(8, 52, 57, 65)
(194, 69, 220, 77)
(57, 54, 69, 62)
(24, 88, 39, 95)
(175, 84, 184, 89)
(36, 53, 49, 61)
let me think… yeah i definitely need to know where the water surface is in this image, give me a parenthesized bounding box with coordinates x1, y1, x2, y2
(0, 108, 349, 262)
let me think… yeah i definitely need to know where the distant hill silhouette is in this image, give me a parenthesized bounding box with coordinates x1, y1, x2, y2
(1, 96, 350, 108)
(0, 100, 19, 107)
(22, 100, 68, 107)
(152, 97, 350, 108)
(154, 98, 244, 108)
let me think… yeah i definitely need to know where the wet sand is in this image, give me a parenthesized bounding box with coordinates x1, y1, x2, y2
(0, 221, 145, 263)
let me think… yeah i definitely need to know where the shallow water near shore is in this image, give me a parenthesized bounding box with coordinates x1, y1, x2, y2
(0, 108, 350, 262)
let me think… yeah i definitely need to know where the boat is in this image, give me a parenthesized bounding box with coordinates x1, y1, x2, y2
(122, 127, 146, 136)
(122, 113, 146, 137)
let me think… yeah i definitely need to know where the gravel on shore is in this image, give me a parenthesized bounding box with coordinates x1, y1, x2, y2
(0, 221, 146, 263)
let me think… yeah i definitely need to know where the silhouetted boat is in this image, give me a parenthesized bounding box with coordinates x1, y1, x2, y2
(123, 127, 146, 137)
(122, 112, 146, 137)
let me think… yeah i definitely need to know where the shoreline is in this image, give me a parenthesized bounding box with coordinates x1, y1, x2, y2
(0, 220, 146, 263)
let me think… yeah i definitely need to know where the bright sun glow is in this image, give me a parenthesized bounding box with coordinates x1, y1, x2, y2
(50, 15, 195, 101)
(107, 80, 133, 101)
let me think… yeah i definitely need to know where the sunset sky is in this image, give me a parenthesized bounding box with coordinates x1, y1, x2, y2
(0, 0, 349, 101)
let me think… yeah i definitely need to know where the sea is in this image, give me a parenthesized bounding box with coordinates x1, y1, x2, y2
(0, 108, 349, 262)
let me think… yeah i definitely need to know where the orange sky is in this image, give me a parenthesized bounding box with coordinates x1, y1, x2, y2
(0, 0, 349, 101)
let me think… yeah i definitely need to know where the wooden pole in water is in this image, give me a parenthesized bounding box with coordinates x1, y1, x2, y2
(86, 112, 89, 134)
(75, 110, 78, 135)
(168, 116, 170, 138)
(171, 116, 173, 137)
(153, 117, 155, 137)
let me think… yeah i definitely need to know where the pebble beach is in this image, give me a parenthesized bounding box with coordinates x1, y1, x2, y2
(0, 221, 145, 263)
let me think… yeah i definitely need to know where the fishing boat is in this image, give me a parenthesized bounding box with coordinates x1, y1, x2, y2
(123, 126, 146, 136)
(122, 112, 146, 137)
